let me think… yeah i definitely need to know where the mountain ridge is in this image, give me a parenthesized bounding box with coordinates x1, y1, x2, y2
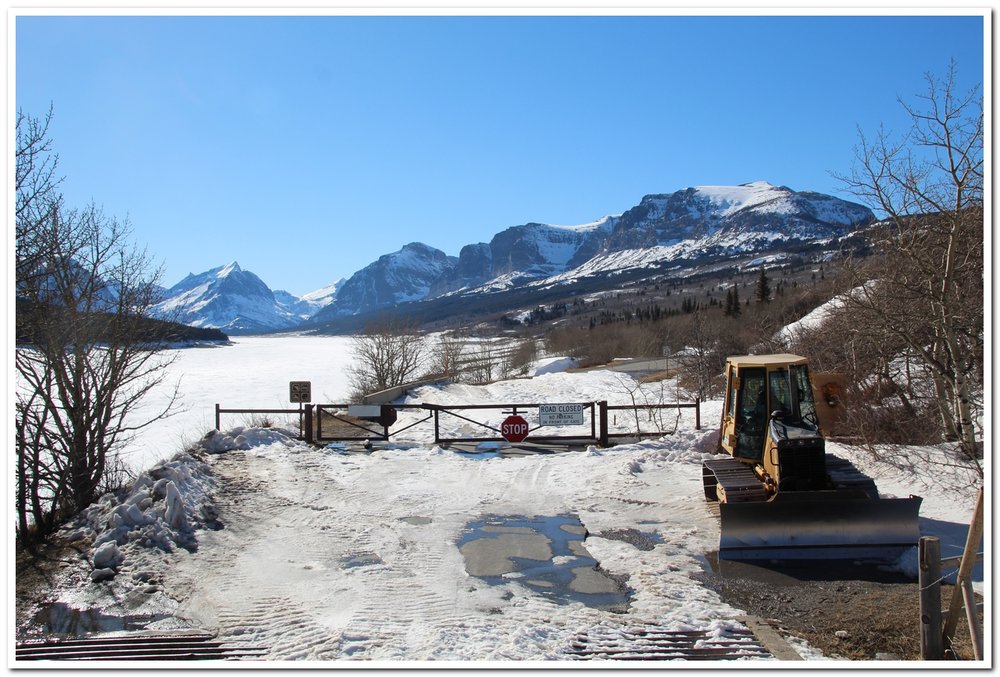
(151, 181, 874, 334)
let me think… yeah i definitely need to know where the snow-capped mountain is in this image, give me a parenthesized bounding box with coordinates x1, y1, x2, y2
(504, 181, 874, 290)
(152, 262, 301, 335)
(310, 243, 457, 321)
(154, 182, 874, 333)
(437, 181, 872, 297)
(429, 216, 617, 296)
(273, 279, 344, 320)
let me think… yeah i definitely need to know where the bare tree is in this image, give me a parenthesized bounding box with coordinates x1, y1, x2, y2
(669, 311, 730, 400)
(507, 338, 538, 377)
(15, 110, 178, 545)
(467, 341, 499, 384)
(428, 334, 468, 379)
(15, 213, 176, 543)
(16, 106, 62, 292)
(789, 296, 948, 448)
(835, 61, 983, 461)
(347, 321, 426, 400)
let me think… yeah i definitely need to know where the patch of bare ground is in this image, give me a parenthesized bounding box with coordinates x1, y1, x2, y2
(15, 537, 92, 635)
(639, 369, 677, 383)
(704, 565, 983, 661)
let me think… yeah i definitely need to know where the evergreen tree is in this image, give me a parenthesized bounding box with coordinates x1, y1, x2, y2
(755, 267, 771, 304)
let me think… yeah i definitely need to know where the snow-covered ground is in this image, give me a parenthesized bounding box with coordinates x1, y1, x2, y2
(22, 336, 987, 666)
(117, 334, 358, 472)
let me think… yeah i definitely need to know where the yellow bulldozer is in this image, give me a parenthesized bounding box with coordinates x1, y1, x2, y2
(702, 354, 922, 560)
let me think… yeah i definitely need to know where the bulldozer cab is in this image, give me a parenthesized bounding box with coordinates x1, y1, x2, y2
(720, 354, 821, 462)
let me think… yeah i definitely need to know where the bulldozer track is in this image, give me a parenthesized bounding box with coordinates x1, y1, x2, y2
(703, 457, 767, 502)
(824, 455, 879, 496)
(704, 453, 881, 503)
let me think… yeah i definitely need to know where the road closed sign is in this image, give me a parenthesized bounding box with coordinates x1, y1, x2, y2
(539, 403, 585, 426)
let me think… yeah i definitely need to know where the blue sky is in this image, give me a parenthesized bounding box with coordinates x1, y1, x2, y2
(14, 12, 986, 296)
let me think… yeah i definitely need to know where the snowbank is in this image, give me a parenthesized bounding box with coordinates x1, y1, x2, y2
(63, 450, 220, 582)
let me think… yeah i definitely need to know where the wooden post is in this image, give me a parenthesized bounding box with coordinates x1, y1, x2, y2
(919, 536, 944, 660)
(598, 401, 609, 447)
(695, 397, 701, 430)
(215, 403, 221, 431)
(942, 487, 984, 658)
(961, 579, 983, 661)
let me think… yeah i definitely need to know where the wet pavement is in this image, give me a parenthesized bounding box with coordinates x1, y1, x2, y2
(29, 602, 172, 636)
(457, 514, 632, 612)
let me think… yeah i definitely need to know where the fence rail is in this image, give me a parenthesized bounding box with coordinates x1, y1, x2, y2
(605, 401, 701, 442)
(214, 399, 701, 448)
(214, 405, 305, 432)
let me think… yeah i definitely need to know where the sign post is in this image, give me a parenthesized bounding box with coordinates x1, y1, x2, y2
(501, 414, 530, 443)
(289, 381, 312, 443)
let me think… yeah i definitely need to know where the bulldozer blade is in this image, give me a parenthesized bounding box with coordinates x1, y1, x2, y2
(718, 492, 922, 561)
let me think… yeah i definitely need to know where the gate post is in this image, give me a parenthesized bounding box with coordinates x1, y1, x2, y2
(598, 401, 609, 447)
(919, 536, 944, 659)
(304, 405, 314, 444)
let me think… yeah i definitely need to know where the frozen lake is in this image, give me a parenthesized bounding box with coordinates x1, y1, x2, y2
(122, 334, 357, 471)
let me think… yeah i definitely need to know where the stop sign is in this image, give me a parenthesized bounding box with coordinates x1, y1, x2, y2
(501, 414, 530, 443)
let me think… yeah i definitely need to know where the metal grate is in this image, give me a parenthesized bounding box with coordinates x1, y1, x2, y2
(15, 632, 267, 661)
(566, 625, 772, 661)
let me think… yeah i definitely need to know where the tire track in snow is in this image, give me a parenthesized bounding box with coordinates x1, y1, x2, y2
(333, 513, 466, 659)
(337, 571, 456, 659)
(214, 593, 341, 660)
(169, 450, 355, 659)
(177, 446, 480, 660)
(486, 456, 552, 512)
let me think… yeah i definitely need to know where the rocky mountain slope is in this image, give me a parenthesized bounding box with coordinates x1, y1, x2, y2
(151, 263, 303, 335)
(313, 243, 457, 321)
(152, 182, 874, 333)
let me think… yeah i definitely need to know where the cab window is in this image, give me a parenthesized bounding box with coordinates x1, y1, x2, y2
(769, 368, 792, 418)
(734, 367, 767, 459)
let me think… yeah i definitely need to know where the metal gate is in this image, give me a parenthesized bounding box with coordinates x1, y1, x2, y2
(309, 400, 700, 446)
(216, 399, 700, 447)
